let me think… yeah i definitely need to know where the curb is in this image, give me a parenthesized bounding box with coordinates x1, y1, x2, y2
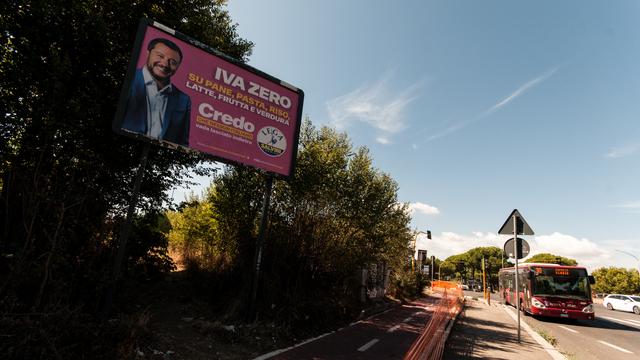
(501, 304, 567, 360)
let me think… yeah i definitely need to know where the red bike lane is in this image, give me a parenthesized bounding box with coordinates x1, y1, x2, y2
(256, 296, 440, 360)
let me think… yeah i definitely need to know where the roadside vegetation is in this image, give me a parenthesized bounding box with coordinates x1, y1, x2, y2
(165, 120, 419, 327)
(591, 267, 640, 295)
(439, 247, 503, 289)
(0, 2, 423, 358)
(535, 328, 558, 346)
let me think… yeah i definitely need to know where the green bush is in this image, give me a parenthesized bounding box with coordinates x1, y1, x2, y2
(391, 269, 428, 300)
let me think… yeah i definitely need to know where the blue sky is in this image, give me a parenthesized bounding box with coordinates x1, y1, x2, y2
(176, 0, 640, 270)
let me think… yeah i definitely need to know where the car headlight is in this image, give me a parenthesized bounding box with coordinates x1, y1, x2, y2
(532, 298, 546, 309)
(582, 304, 594, 313)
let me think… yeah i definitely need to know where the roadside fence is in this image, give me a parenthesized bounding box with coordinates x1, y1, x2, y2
(403, 281, 464, 360)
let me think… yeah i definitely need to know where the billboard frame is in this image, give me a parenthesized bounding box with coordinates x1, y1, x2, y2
(112, 18, 304, 180)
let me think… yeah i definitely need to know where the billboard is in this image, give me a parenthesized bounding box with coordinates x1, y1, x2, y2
(113, 19, 304, 178)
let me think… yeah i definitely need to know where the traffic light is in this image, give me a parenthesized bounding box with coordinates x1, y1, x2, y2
(427, 230, 432, 239)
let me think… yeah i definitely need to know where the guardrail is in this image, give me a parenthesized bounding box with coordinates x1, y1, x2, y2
(403, 281, 464, 360)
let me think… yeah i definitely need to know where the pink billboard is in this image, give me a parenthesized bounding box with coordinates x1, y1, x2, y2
(113, 19, 304, 178)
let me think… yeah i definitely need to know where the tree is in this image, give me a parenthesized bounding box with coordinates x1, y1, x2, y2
(166, 187, 227, 271)
(592, 267, 640, 295)
(0, 0, 252, 313)
(166, 119, 414, 324)
(440, 247, 503, 289)
(524, 253, 578, 266)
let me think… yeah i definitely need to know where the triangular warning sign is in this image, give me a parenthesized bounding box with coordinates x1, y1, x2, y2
(498, 209, 534, 235)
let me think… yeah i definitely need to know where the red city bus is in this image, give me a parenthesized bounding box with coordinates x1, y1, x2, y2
(498, 263, 596, 320)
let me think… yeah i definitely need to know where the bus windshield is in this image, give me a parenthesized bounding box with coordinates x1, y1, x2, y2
(532, 275, 590, 298)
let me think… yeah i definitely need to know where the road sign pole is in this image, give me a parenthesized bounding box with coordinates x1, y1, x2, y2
(513, 214, 520, 343)
(250, 174, 274, 319)
(103, 143, 151, 320)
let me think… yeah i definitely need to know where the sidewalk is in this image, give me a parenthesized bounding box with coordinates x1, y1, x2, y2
(443, 298, 563, 360)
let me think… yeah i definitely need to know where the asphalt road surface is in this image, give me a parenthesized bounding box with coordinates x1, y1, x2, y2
(256, 297, 440, 360)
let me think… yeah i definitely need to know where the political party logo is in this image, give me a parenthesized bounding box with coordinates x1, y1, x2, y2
(257, 126, 287, 157)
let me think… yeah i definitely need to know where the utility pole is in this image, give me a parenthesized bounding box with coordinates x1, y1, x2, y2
(431, 255, 435, 284)
(482, 257, 489, 305)
(513, 214, 520, 343)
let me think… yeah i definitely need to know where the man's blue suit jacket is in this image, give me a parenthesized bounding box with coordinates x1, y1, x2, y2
(120, 69, 191, 146)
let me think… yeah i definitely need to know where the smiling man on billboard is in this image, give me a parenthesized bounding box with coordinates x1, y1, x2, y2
(120, 38, 191, 146)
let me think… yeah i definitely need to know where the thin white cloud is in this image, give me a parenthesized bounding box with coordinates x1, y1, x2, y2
(409, 202, 440, 215)
(422, 66, 560, 143)
(327, 71, 421, 141)
(606, 143, 640, 159)
(611, 201, 640, 214)
(487, 67, 559, 113)
(612, 201, 640, 209)
(416, 232, 501, 259)
(376, 136, 392, 145)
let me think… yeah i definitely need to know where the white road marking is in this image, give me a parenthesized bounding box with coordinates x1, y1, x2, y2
(389, 311, 424, 333)
(557, 325, 579, 334)
(253, 330, 336, 360)
(600, 316, 640, 328)
(387, 324, 401, 333)
(597, 340, 634, 354)
(357, 338, 379, 352)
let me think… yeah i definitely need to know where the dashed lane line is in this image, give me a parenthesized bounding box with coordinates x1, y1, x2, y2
(387, 324, 401, 333)
(389, 310, 425, 333)
(600, 316, 640, 329)
(357, 338, 379, 352)
(557, 325, 579, 334)
(597, 340, 634, 354)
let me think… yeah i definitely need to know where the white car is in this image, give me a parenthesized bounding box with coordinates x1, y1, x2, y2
(461, 284, 469, 290)
(603, 294, 640, 315)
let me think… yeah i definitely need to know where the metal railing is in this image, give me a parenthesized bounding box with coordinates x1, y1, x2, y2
(404, 281, 464, 360)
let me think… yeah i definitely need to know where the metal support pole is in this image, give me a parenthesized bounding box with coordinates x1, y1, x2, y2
(483, 257, 489, 305)
(103, 144, 151, 319)
(514, 214, 520, 343)
(250, 175, 274, 318)
(431, 256, 434, 284)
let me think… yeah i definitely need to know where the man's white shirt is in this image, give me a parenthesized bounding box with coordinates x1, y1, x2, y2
(142, 66, 172, 139)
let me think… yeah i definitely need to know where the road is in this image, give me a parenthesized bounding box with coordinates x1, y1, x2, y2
(462, 290, 640, 359)
(514, 303, 640, 360)
(256, 297, 439, 360)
